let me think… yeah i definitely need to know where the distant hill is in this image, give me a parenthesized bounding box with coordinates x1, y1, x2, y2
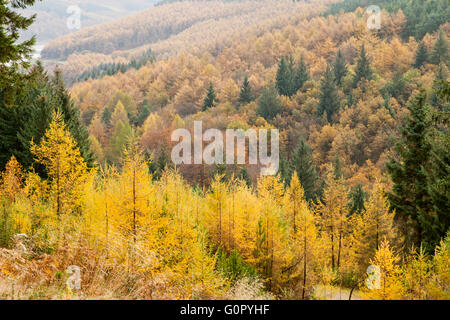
(20, 0, 158, 44)
(41, 0, 323, 84)
(41, 0, 274, 60)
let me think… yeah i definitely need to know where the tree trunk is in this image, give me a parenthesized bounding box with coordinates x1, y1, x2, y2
(331, 232, 335, 270)
(302, 220, 307, 299)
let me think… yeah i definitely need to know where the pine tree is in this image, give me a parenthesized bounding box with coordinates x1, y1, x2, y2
(53, 70, 94, 168)
(136, 103, 151, 126)
(151, 146, 172, 180)
(333, 155, 343, 180)
(0, 63, 45, 171)
(430, 64, 448, 110)
(353, 45, 373, 88)
(257, 84, 282, 121)
(333, 49, 347, 87)
(12, 68, 93, 175)
(349, 184, 365, 215)
(414, 41, 429, 69)
(431, 30, 449, 66)
(427, 82, 450, 248)
(276, 57, 293, 97)
(289, 138, 320, 203)
(0, 0, 37, 105)
(279, 153, 292, 185)
(16, 82, 56, 173)
(386, 91, 436, 251)
(292, 57, 309, 93)
(101, 107, 112, 127)
(318, 64, 340, 123)
(276, 56, 310, 97)
(238, 75, 254, 105)
(203, 82, 218, 111)
(0, 101, 21, 171)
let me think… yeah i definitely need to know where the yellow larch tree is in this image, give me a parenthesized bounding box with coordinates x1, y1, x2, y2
(115, 135, 153, 270)
(403, 246, 431, 300)
(283, 172, 320, 299)
(22, 170, 52, 242)
(362, 240, 404, 300)
(427, 234, 450, 300)
(317, 169, 350, 272)
(150, 169, 225, 299)
(205, 174, 229, 247)
(229, 179, 261, 261)
(255, 175, 287, 292)
(83, 164, 119, 251)
(352, 181, 398, 272)
(219, 78, 240, 105)
(0, 156, 23, 203)
(0, 156, 24, 246)
(30, 111, 89, 218)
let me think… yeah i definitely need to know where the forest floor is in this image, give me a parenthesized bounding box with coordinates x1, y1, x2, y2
(314, 285, 363, 300)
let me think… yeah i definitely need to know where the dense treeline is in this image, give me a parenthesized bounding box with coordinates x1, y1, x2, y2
(44, 0, 327, 84)
(41, 0, 285, 60)
(1, 0, 449, 300)
(0, 64, 94, 174)
(73, 49, 154, 85)
(326, 0, 449, 41)
(1, 118, 449, 299)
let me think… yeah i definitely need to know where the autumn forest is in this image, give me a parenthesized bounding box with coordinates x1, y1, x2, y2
(0, 0, 449, 301)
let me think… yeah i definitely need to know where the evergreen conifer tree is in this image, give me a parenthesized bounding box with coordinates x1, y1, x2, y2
(290, 138, 320, 203)
(333, 49, 347, 87)
(414, 41, 429, 69)
(431, 30, 449, 66)
(203, 82, 218, 111)
(0, 0, 37, 104)
(293, 57, 309, 93)
(238, 75, 254, 105)
(386, 91, 437, 250)
(318, 64, 340, 123)
(353, 45, 373, 88)
(257, 85, 282, 121)
(276, 57, 293, 97)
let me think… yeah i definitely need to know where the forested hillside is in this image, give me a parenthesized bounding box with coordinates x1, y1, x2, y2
(20, 0, 158, 43)
(1, 0, 449, 300)
(42, 0, 328, 84)
(41, 0, 294, 59)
